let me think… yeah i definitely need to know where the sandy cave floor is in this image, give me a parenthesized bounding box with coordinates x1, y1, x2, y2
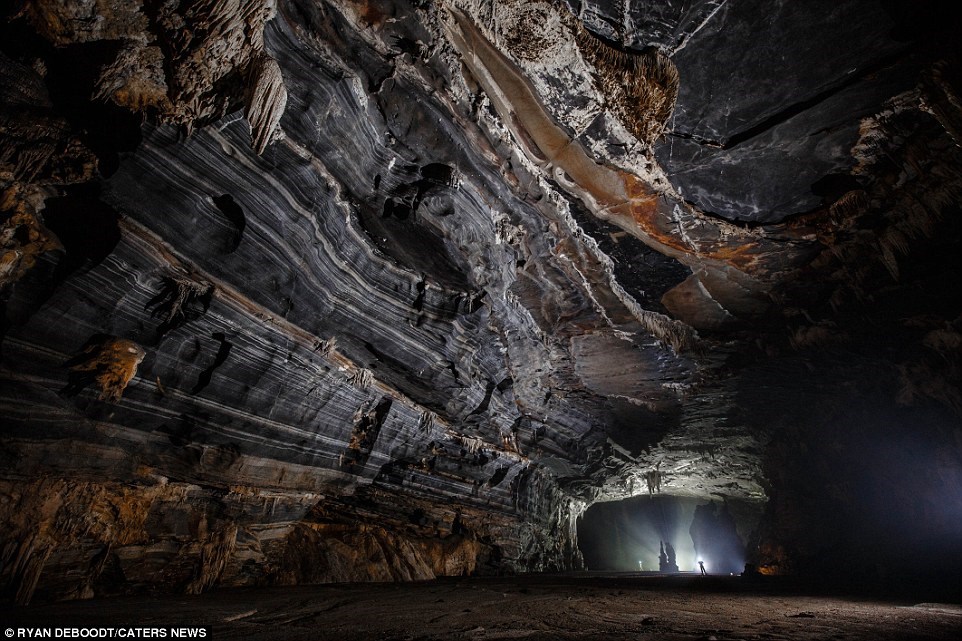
(4, 574, 962, 641)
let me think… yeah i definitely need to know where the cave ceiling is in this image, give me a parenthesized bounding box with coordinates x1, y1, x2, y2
(1, 0, 961, 600)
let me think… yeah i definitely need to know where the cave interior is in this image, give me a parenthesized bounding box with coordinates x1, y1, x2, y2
(1, 0, 961, 636)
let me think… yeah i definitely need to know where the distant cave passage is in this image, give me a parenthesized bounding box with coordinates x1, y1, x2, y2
(577, 495, 753, 575)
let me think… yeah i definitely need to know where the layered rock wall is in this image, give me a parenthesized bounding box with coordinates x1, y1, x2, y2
(2, 0, 695, 602)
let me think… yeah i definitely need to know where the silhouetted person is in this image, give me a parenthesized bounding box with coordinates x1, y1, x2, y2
(699, 561, 707, 576)
(659, 541, 669, 572)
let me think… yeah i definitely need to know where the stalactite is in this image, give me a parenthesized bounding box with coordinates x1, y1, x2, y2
(571, 19, 679, 146)
(348, 367, 374, 389)
(0, 204, 62, 289)
(61, 336, 147, 403)
(185, 525, 239, 595)
(245, 53, 288, 155)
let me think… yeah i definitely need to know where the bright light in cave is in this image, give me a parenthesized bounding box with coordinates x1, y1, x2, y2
(578, 495, 757, 574)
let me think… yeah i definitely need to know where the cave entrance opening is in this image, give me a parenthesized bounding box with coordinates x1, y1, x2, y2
(577, 495, 761, 575)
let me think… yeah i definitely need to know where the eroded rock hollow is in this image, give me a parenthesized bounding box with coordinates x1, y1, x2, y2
(2, 0, 961, 604)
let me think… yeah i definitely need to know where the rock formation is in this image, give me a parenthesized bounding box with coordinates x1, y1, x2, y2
(1, 0, 960, 604)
